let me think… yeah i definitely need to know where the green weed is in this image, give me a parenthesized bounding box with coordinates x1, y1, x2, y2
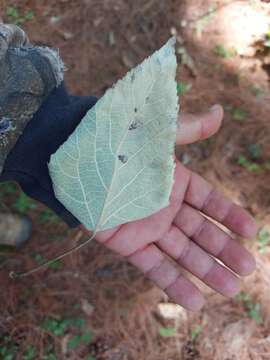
(236, 292, 263, 324)
(158, 327, 176, 337)
(38, 209, 60, 224)
(257, 228, 270, 254)
(0, 182, 17, 200)
(6, 6, 35, 25)
(200, 138, 215, 148)
(214, 44, 237, 59)
(41, 317, 86, 336)
(23, 346, 37, 360)
(247, 144, 261, 160)
(34, 254, 63, 270)
(41, 317, 93, 355)
(42, 343, 57, 360)
(224, 105, 248, 122)
(190, 325, 202, 342)
(12, 192, 37, 214)
(237, 155, 262, 173)
(50, 235, 66, 242)
(249, 85, 264, 97)
(42, 354, 57, 360)
(264, 29, 270, 48)
(68, 330, 92, 349)
(231, 108, 248, 122)
(237, 155, 270, 173)
(0, 336, 17, 360)
(177, 82, 192, 95)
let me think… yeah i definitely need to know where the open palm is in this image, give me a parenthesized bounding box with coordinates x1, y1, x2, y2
(82, 105, 257, 311)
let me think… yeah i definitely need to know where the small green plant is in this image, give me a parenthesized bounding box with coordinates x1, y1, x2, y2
(264, 29, 270, 48)
(50, 234, 66, 242)
(0, 336, 17, 360)
(6, 6, 35, 25)
(41, 317, 86, 336)
(41, 317, 93, 355)
(68, 330, 92, 349)
(231, 108, 248, 122)
(38, 209, 60, 224)
(42, 354, 57, 360)
(257, 228, 270, 254)
(224, 105, 248, 122)
(177, 82, 192, 95)
(236, 292, 263, 324)
(214, 44, 237, 59)
(42, 318, 69, 336)
(12, 192, 37, 214)
(23, 346, 37, 360)
(35, 254, 63, 270)
(237, 155, 270, 173)
(237, 155, 262, 173)
(247, 144, 261, 160)
(0, 182, 17, 200)
(42, 343, 57, 360)
(190, 325, 202, 342)
(249, 85, 264, 97)
(200, 138, 215, 148)
(158, 327, 176, 337)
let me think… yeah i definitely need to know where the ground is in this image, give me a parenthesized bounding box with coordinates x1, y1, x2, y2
(0, 0, 270, 359)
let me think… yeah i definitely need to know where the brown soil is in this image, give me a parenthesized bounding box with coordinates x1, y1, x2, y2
(0, 0, 270, 359)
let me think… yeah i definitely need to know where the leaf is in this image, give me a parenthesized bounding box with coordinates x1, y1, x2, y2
(190, 325, 202, 342)
(81, 330, 92, 345)
(247, 303, 263, 325)
(214, 44, 237, 59)
(67, 331, 92, 349)
(49, 38, 178, 231)
(67, 335, 82, 349)
(177, 82, 192, 95)
(12, 192, 37, 214)
(158, 327, 176, 337)
(231, 108, 248, 122)
(257, 228, 270, 253)
(247, 144, 261, 160)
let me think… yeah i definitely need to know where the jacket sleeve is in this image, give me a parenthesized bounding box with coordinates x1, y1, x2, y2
(0, 82, 98, 227)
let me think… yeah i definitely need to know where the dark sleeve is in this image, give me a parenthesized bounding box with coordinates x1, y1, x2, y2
(0, 83, 98, 227)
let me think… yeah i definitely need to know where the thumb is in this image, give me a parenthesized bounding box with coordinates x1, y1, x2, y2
(176, 104, 223, 145)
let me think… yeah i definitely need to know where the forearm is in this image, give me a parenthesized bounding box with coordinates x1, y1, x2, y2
(0, 23, 98, 227)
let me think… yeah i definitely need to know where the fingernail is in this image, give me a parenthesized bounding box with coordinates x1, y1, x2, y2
(209, 104, 221, 112)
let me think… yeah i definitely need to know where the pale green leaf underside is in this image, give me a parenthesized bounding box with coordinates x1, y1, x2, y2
(48, 37, 179, 231)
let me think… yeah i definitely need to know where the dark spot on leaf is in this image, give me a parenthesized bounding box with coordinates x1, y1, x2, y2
(146, 96, 150, 103)
(118, 154, 128, 163)
(128, 119, 143, 130)
(0, 118, 12, 134)
(134, 107, 137, 112)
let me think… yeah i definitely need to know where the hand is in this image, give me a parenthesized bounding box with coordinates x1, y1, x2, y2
(81, 105, 257, 311)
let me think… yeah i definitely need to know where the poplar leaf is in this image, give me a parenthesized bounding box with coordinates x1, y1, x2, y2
(49, 37, 179, 231)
